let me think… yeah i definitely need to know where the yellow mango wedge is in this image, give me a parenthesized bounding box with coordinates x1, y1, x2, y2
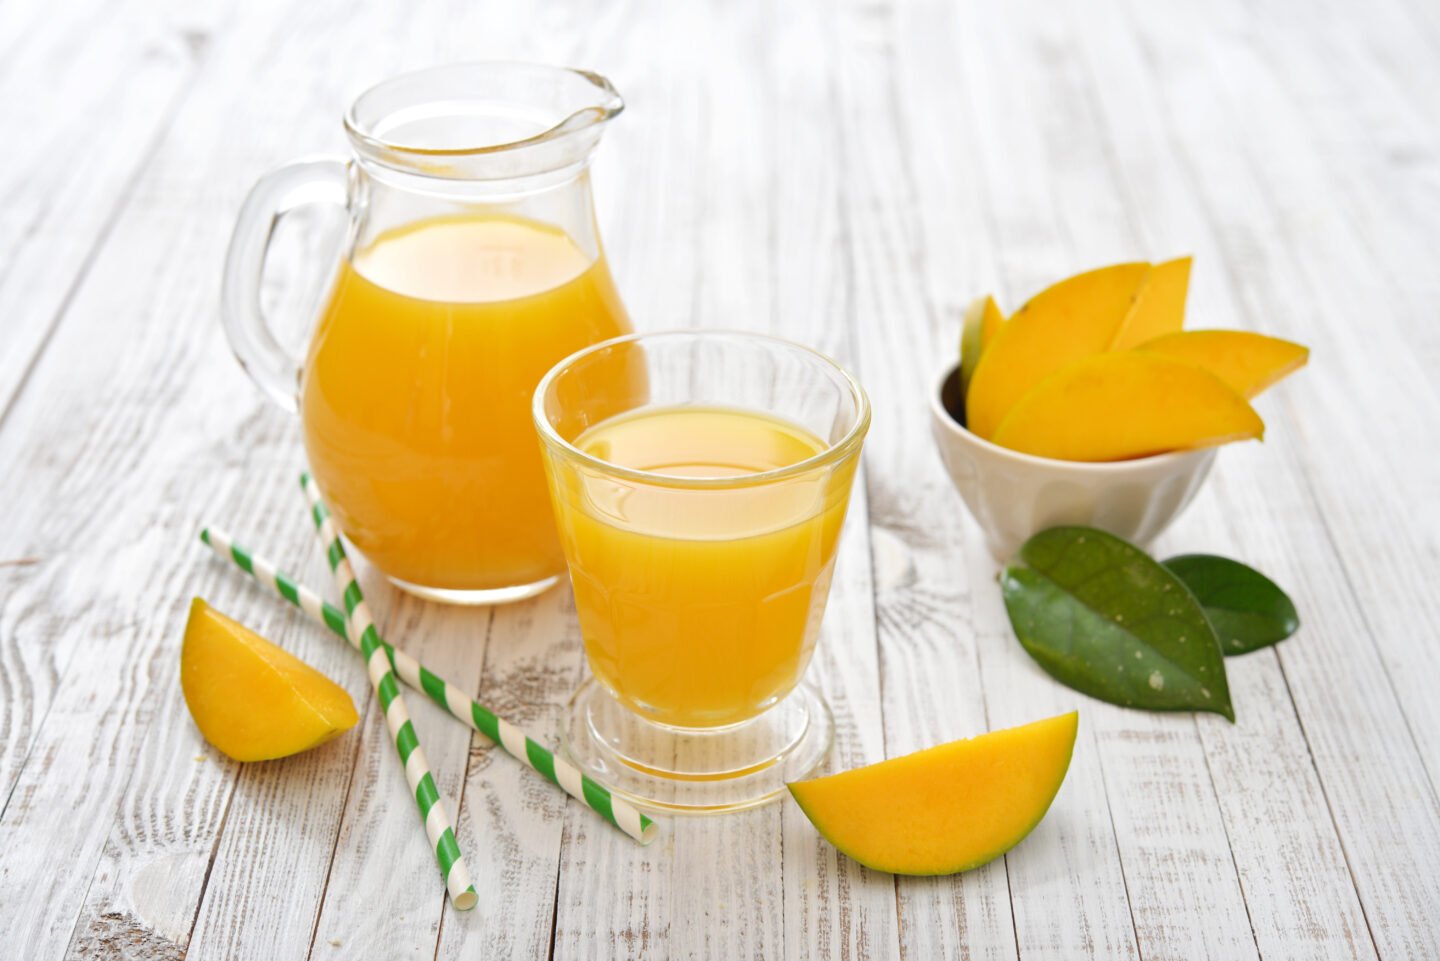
(1111, 256, 1192, 349)
(979, 296, 1004, 351)
(789, 712, 1078, 875)
(958, 294, 1005, 400)
(1136, 329, 1309, 399)
(966, 262, 1149, 439)
(992, 352, 1264, 461)
(181, 598, 358, 762)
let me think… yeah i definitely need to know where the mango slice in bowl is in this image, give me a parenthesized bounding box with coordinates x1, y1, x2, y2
(1135, 329, 1310, 399)
(1110, 255, 1192, 349)
(955, 258, 1306, 461)
(966, 262, 1149, 439)
(958, 294, 1005, 400)
(991, 352, 1265, 461)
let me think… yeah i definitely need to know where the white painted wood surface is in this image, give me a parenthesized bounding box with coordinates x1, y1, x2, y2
(1, 0, 1436, 957)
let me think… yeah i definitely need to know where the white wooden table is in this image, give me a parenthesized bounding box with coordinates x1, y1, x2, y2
(3, 0, 1438, 957)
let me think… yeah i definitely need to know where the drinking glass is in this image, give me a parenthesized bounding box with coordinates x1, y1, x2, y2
(534, 330, 870, 811)
(221, 63, 636, 604)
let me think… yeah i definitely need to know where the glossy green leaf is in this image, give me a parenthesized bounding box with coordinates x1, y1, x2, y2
(1163, 554, 1300, 656)
(1002, 527, 1234, 721)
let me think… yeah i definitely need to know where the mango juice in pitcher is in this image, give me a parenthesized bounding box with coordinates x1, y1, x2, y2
(301, 214, 633, 594)
(221, 64, 638, 602)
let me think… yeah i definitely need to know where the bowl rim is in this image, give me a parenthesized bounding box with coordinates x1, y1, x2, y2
(929, 361, 1217, 473)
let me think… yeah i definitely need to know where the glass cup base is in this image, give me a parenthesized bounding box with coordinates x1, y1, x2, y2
(385, 573, 561, 606)
(562, 678, 834, 814)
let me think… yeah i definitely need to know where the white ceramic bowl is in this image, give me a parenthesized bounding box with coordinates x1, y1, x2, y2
(929, 362, 1217, 560)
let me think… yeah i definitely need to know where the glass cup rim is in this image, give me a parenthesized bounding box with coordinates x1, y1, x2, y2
(532, 328, 872, 490)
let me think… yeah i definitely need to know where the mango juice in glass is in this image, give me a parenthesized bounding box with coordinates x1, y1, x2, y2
(534, 331, 870, 812)
(221, 64, 639, 603)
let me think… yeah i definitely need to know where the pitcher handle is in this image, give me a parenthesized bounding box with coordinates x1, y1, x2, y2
(221, 157, 351, 412)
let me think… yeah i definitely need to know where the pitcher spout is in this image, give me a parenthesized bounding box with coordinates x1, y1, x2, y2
(344, 62, 624, 183)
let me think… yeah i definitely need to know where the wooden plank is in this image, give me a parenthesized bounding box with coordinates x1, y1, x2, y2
(831, 1, 1020, 955)
(429, 598, 578, 961)
(965, 0, 1431, 956)
(550, 4, 784, 957)
(0, 0, 202, 417)
(0, 210, 342, 961)
(58, 526, 345, 961)
(767, 4, 902, 959)
(1359, 0, 1440, 59)
(1054, 4, 1386, 959)
(1211, 0, 1440, 799)
(1, 1, 1437, 958)
(0, 2, 456, 957)
(782, 476, 902, 961)
(171, 549, 377, 961)
(1305, 0, 1440, 168)
(858, 0, 1318, 957)
(830, 0, 1151, 958)
(0, 98, 283, 959)
(1111, 0, 1440, 957)
(34, 0, 661, 956)
(0, 0, 209, 809)
(415, 13, 726, 949)
(304, 6, 594, 958)
(1244, 0, 1440, 375)
(550, 2, 899, 959)
(553, 3, 763, 958)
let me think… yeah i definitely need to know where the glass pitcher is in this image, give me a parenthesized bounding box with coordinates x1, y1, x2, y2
(222, 63, 637, 604)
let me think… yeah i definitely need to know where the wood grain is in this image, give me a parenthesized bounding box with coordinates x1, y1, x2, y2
(0, 0, 211, 817)
(552, 5, 896, 958)
(830, 1, 1024, 955)
(0, 0, 204, 418)
(0, 0, 1436, 957)
(1065, 3, 1385, 959)
(1114, 1, 1440, 956)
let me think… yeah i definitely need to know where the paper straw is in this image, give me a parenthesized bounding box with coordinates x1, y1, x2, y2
(196, 527, 658, 846)
(298, 474, 478, 912)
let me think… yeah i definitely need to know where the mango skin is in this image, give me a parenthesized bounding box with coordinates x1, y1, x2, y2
(181, 598, 358, 762)
(966, 263, 1148, 439)
(992, 352, 1264, 461)
(788, 712, 1078, 876)
(1136, 329, 1309, 399)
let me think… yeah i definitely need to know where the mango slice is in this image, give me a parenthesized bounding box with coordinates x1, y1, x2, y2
(991, 352, 1263, 461)
(181, 598, 358, 762)
(966, 262, 1149, 439)
(1111, 256, 1192, 350)
(978, 296, 1004, 351)
(1136, 330, 1309, 399)
(789, 712, 1078, 875)
(958, 295, 1005, 401)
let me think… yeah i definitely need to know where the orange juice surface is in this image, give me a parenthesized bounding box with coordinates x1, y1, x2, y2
(551, 406, 855, 728)
(301, 214, 633, 591)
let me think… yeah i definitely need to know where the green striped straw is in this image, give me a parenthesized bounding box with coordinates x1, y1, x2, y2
(299, 474, 478, 912)
(198, 525, 657, 845)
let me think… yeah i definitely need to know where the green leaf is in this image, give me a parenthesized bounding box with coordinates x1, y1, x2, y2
(1162, 554, 1300, 656)
(1002, 527, 1234, 721)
